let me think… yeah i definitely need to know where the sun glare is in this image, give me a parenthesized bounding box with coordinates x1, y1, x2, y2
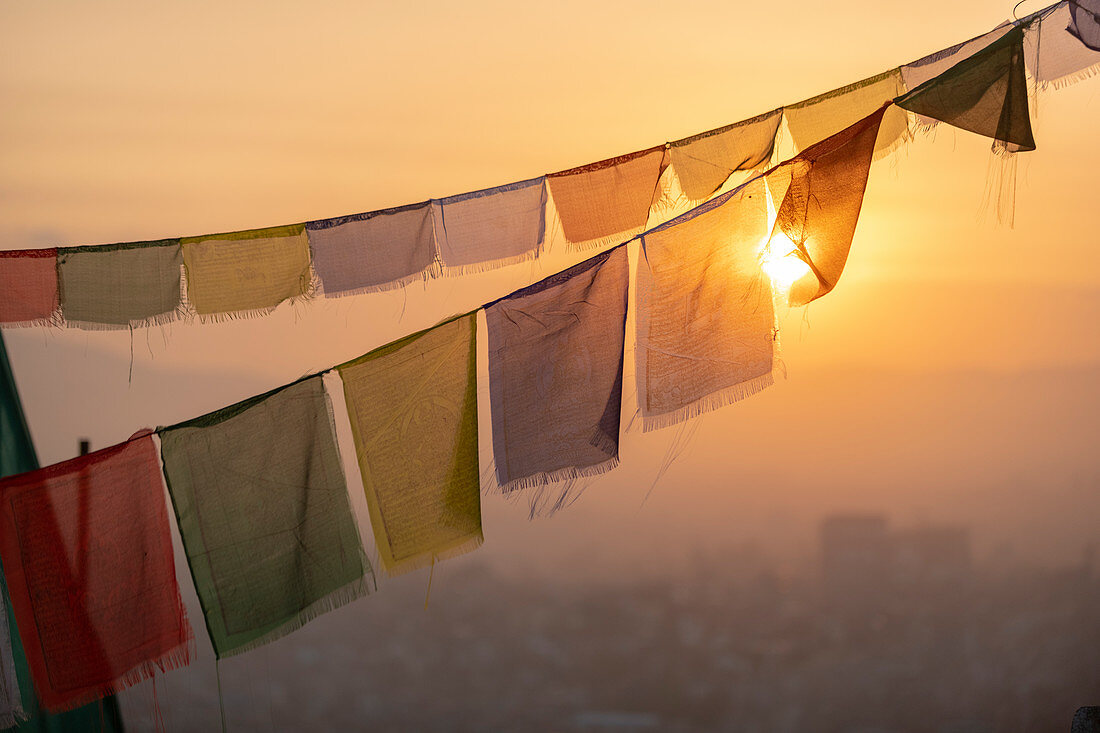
(760, 231, 812, 293)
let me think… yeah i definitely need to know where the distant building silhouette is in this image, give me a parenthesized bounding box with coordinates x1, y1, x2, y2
(820, 515, 973, 612)
(820, 514, 891, 612)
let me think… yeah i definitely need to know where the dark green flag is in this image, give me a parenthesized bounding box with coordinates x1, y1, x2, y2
(0, 332, 124, 732)
(895, 24, 1036, 151)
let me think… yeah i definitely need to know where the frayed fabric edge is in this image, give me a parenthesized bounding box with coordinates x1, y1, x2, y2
(641, 371, 775, 433)
(440, 246, 541, 277)
(497, 454, 620, 494)
(317, 260, 443, 299)
(61, 305, 188, 332)
(40, 634, 195, 714)
(1035, 58, 1100, 90)
(0, 307, 63, 330)
(378, 534, 485, 579)
(565, 224, 647, 253)
(215, 575, 369, 660)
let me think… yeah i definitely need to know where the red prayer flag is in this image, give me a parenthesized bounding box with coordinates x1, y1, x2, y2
(0, 430, 192, 712)
(0, 249, 59, 325)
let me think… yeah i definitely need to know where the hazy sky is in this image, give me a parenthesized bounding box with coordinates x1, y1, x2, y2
(1, 0, 1098, 577)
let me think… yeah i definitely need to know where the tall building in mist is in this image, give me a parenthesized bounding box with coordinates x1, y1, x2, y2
(819, 516, 974, 612)
(820, 514, 892, 611)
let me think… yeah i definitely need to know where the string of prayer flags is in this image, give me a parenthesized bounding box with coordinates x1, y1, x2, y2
(0, 250, 58, 326)
(636, 178, 774, 431)
(432, 178, 548, 273)
(159, 377, 369, 658)
(486, 247, 629, 491)
(547, 146, 667, 249)
(1030, 1, 1100, 88)
(901, 24, 1014, 91)
(306, 201, 439, 296)
(895, 25, 1036, 152)
(338, 313, 482, 576)
(783, 70, 910, 158)
(0, 431, 192, 712)
(669, 109, 783, 201)
(57, 240, 183, 329)
(181, 224, 313, 318)
(770, 105, 888, 306)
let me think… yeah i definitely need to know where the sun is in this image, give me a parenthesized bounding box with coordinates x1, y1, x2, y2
(760, 230, 812, 294)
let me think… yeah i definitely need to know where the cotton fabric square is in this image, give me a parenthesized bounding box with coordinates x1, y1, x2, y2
(486, 247, 629, 490)
(432, 178, 547, 272)
(1029, 2, 1100, 88)
(0, 250, 58, 325)
(670, 109, 783, 201)
(338, 314, 481, 576)
(896, 25, 1035, 151)
(547, 146, 666, 249)
(636, 178, 774, 431)
(0, 431, 192, 712)
(181, 224, 312, 317)
(771, 106, 888, 306)
(306, 202, 438, 295)
(58, 240, 182, 328)
(784, 70, 909, 157)
(159, 377, 368, 658)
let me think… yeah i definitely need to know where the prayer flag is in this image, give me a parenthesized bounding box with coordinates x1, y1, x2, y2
(338, 314, 481, 576)
(548, 146, 666, 249)
(0, 250, 58, 326)
(896, 25, 1035, 151)
(181, 224, 312, 318)
(159, 377, 368, 658)
(306, 202, 439, 295)
(637, 178, 774, 431)
(432, 178, 547, 273)
(0, 431, 192, 712)
(784, 69, 910, 157)
(771, 105, 888, 306)
(486, 247, 629, 490)
(670, 109, 783, 201)
(1030, 1, 1100, 88)
(58, 240, 182, 329)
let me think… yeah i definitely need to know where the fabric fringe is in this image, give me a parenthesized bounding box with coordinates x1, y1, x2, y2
(318, 260, 443, 299)
(980, 145, 1019, 228)
(871, 119, 915, 163)
(525, 477, 591, 519)
(905, 112, 943, 141)
(62, 305, 188, 332)
(379, 535, 485, 579)
(216, 575, 369, 659)
(641, 370, 775, 433)
(1036, 58, 1100, 89)
(498, 455, 620, 495)
(566, 225, 645, 253)
(0, 309, 63, 329)
(193, 268, 322, 325)
(440, 246, 541, 277)
(44, 636, 195, 715)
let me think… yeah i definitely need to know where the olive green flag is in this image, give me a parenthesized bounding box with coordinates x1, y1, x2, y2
(159, 376, 369, 658)
(338, 313, 482, 576)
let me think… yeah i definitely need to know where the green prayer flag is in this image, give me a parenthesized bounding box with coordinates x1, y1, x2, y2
(57, 240, 182, 329)
(159, 376, 369, 658)
(895, 24, 1036, 151)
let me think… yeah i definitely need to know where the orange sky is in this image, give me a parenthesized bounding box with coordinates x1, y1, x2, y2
(1, 0, 1098, 577)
